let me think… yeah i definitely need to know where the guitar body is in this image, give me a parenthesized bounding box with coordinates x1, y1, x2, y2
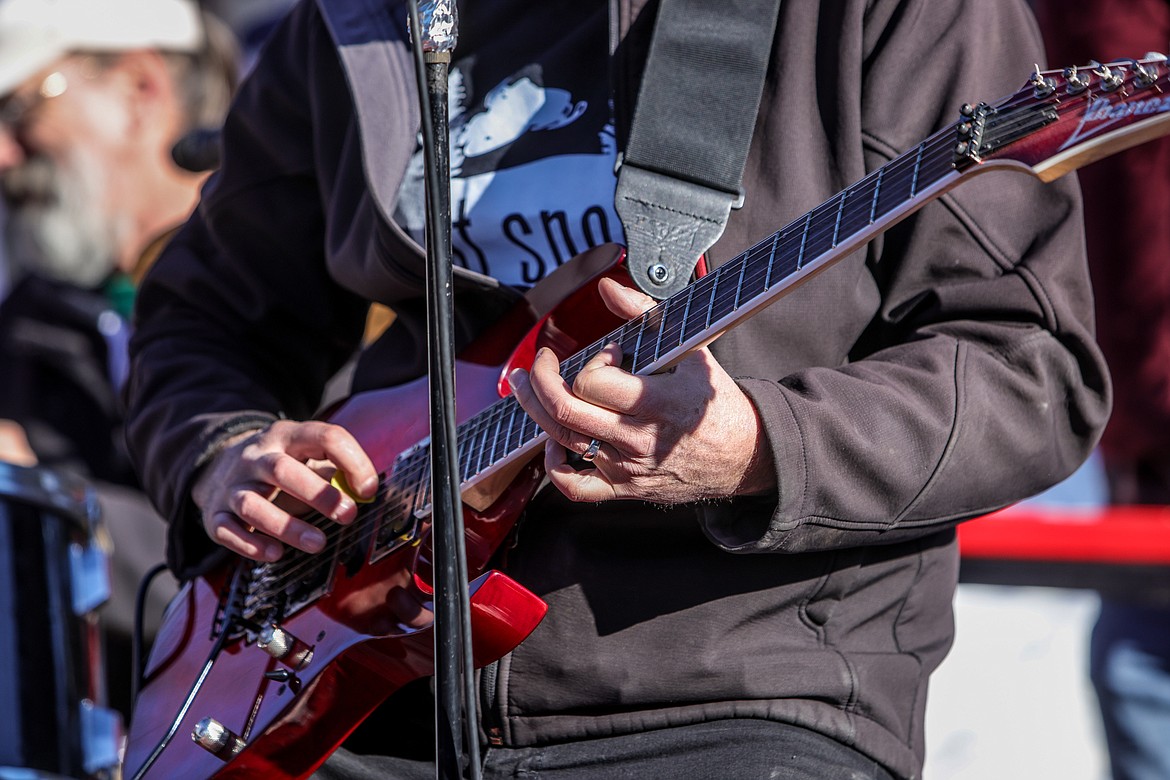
(123, 245, 630, 779)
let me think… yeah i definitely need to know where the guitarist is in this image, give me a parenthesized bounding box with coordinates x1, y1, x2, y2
(125, 0, 1109, 778)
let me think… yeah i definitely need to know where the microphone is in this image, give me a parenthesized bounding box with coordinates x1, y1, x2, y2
(171, 127, 222, 172)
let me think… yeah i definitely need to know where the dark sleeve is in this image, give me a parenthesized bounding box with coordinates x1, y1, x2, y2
(124, 2, 368, 578)
(701, 0, 1111, 552)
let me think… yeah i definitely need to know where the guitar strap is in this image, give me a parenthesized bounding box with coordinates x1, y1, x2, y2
(616, 0, 782, 299)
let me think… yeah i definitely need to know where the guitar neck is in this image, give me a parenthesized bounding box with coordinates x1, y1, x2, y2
(387, 123, 967, 508)
(400, 54, 1170, 514)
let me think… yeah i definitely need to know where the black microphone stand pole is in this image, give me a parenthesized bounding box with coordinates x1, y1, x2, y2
(407, 2, 482, 779)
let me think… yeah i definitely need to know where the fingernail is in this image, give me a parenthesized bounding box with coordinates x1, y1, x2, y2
(301, 529, 326, 552)
(264, 545, 282, 562)
(359, 476, 379, 496)
(508, 368, 525, 389)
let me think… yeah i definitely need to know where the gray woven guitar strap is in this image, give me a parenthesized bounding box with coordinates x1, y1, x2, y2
(616, 0, 782, 299)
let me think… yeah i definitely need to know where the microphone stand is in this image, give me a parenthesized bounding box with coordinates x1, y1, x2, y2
(407, 2, 481, 779)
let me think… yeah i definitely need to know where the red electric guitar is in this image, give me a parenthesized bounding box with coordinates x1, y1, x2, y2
(124, 56, 1170, 779)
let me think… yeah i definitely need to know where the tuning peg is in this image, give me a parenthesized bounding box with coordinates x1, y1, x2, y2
(1092, 60, 1124, 91)
(1133, 59, 1160, 88)
(1064, 65, 1090, 94)
(1030, 65, 1056, 97)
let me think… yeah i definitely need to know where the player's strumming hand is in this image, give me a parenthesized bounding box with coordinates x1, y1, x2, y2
(192, 420, 378, 561)
(508, 277, 775, 506)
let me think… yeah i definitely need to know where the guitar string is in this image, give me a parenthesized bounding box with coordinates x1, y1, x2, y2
(244, 127, 966, 601)
(255, 81, 1139, 608)
(242, 113, 1016, 599)
(247, 79, 1108, 601)
(243, 122, 1006, 601)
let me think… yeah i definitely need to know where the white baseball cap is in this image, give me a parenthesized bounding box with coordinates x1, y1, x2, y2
(0, 0, 203, 97)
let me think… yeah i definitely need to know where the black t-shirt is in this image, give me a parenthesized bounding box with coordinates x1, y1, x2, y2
(394, 0, 624, 288)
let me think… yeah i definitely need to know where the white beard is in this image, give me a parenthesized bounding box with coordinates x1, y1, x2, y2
(2, 145, 123, 288)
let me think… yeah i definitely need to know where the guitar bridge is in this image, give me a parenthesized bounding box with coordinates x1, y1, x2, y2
(235, 550, 336, 642)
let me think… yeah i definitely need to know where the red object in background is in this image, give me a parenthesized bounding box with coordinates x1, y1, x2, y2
(960, 504, 1170, 565)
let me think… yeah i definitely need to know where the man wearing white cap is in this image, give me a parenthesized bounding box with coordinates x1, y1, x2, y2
(0, 0, 238, 722)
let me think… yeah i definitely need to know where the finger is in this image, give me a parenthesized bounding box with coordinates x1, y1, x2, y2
(508, 364, 573, 447)
(281, 421, 379, 499)
(507, 364, 595, 456)
(598, 276, 657, 319)
(571, 342, 648, 417)
(255, 452, 362, 526)
(206, 511, 284, 562)
(521, 346, 631, 444)
(225, 480, 329, 554)
(544, 438, 620, 502)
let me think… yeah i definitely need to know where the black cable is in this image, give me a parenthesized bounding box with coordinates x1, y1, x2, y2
(131, 561, 171, 707)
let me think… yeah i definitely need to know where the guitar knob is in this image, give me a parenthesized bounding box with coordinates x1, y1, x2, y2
(258, 624, 314, 668)
(192, 717, 247, 759)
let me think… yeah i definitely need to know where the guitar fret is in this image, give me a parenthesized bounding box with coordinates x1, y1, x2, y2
(711, 264, 738, 325)
(732, 256, 746, 310)
(487, 408, 504, 467)
(458, 423, 475, 479)
(502, 403, 521, 454)
(875, 157, 912, 221)
(660, 286, 687, 354)
(679, 281, 696, 345)
(652, 300, 668, 362)
(832, 192, 847, 246)
(910, 142, 925, 197)
(460, 429, 474, 481)
(803, 202, 839, 267)
(796, 211, 812, 269)
(469, 416, 491, 476)
(704, 269, 721, 329)
(457, 432, 474, 484)
(741, 243, 770, 304)
(836, 174, 879, 247)
(682, 275, 716, 345)
(764, 230, 780, 289)
(869, 168, 884, 224)
(921, 144, 956, 188)
(631, 315, 648, 373)
(521, 413, 540, 443)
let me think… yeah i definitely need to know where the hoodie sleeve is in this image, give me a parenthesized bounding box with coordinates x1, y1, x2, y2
(700, 0, 1111, 553)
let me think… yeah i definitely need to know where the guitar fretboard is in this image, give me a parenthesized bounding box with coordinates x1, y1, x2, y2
(403, 125, 962, 508)
(243, 119, 967, 602)
(256, 90, 1059, 595)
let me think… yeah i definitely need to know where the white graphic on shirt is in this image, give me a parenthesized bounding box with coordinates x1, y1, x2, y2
(451, 74, 587, 174)
(396, 66, 624, 288)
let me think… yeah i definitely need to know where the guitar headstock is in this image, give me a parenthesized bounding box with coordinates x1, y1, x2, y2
(955, 53, 1170, 181)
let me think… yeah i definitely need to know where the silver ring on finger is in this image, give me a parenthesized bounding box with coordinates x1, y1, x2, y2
(581, 438, 602, 462)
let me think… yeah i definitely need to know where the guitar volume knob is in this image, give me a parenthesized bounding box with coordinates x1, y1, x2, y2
(258, 624, 314, 668)
(192, 717, 247, 759)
